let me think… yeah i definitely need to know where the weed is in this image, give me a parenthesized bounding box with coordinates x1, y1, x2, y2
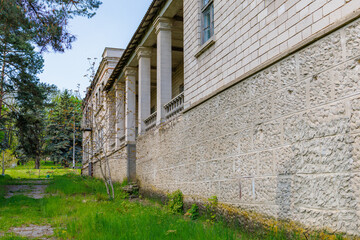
(167, 190, 184, 214)
(206, 195, 218, 223)
(121, 178, 128, 187)
(185, 204, 199, 220)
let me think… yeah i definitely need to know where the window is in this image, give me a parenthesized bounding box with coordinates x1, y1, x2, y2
(201, 0, 214, 44)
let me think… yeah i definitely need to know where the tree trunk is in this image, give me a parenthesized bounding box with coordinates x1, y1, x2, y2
(105, 153, 114, 199)
(1, 151, 5, 176)
(98, 158, 110, 198)
(0, 43, 7, 120)
(35, 156, 40, 169)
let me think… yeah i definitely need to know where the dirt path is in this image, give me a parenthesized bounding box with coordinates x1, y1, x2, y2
(2, 180, 55, 239)
(8, 225, 54, 239)
(4, 180, 50, 199)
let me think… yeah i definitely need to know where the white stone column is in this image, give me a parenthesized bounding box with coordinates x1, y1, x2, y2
(136, 46, 152, 134)
(115, 81, 125, 148)
(124, 67, 137, 143)
(155, 17, 172, 125)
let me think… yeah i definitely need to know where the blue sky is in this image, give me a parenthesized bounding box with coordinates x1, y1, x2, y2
(39, 0, 151, 97)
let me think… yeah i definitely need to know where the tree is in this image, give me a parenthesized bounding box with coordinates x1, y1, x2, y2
(0, 0, 44, 121)
(0, 0, 101, 169)
(45, 89, 82, 166)
(1, 0, 102, 52)
(0, 104, 17, 175)
(15, 80, 56, 169)
(0, 0, 102, 119)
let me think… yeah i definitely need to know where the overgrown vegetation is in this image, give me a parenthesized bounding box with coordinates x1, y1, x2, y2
(1, 160, 80, 180)
(206, 195, 218, 223)
(167, 189, 184, 214)
(186, 204, 199, 220)
(0, 166, 348, 240)
(0, 174, 242, 240)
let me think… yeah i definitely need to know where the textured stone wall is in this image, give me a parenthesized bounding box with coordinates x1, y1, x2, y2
(137, 18, 360, 235)
(88, 147, 128, 182)
(184, 0, 360, 106)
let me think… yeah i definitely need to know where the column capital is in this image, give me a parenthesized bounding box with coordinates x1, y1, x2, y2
(154, 17, 173, 35)
(115, 80, 124, 90)
(136, 46, 152, 60)
(124, 66, 137, 77)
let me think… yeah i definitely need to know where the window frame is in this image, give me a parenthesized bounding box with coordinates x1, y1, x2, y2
(201, 0, 214, 45)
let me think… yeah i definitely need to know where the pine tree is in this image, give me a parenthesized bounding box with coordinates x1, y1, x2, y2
(45, 90, 82, 166)
(15, 80, 56, 169)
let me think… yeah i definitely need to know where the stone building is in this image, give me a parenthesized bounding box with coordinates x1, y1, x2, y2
(82, 0, 360, 235)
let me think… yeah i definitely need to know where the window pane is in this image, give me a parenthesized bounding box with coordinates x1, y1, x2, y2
(202, 2, 214, 44)
(203, 10, 210, 28)
(203, 0, 209, 7)
(204, 28, 211, 42)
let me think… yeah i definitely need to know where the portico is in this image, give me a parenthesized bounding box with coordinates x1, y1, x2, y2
(107, 0, 184, 140)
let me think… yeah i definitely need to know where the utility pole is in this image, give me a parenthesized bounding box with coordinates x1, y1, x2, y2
(73, 114, 76, 169)
(73, 84, 81, 169)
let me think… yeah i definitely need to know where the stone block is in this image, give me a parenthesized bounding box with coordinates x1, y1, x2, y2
(292, 208, 324, 229)
(291, 135, 354, 174)
(234, 153, 257, 177)
(352, 134, 360, 171)
(254, 120, 282, 150)
(323, 211, 360, 235)
(293, 175, 338, 209)
(338, 174, 357, 211)
(221, 158, 235, 180)
(212, 132, 241, 158)
(274, 176, 294, 219)
(237, 128, 253, 154)
(279, 55, 298, 87)
(218, 180, 241, 203)
(197, 160, 223, 181)
(284, 102, 349, 143)
(333, 60, 360, 100)
(274, 81, 307, 117)
(235, 79, 252, 104)
(298, 31, 342, 79)
(248, 65, 279, 98)
(257, 95, 273, 124)
(309, 73, 333, 106)
(258, 150, 274, 176)
(274, 146, 297, 175)
(345, 19, 360, 59)
(254, 177, 277, 203)
(223, 101, 257, 132)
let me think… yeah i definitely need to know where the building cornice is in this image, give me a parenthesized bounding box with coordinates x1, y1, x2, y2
(104, 0, 168, 92)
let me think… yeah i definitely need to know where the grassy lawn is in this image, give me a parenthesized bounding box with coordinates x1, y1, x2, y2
(0, 163, 346, 240)
(2, 161, 80, 179)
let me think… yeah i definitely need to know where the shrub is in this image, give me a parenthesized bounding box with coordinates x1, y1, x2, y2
(167, 190, 183, 214)
(185, 204, 199, 220)
(205, 195, 218, 223)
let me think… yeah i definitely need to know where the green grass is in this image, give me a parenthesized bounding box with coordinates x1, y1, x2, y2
(1, 160, 80, 179)
(0, 163, 345, 240)
(0, 174, 310, 240)
(0, 174, 249, 240)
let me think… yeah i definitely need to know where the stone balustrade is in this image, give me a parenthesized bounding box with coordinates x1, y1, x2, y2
(164, 92, 184, 119)
(144, 112, 157, 131)
(119, 135, 125, 145)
